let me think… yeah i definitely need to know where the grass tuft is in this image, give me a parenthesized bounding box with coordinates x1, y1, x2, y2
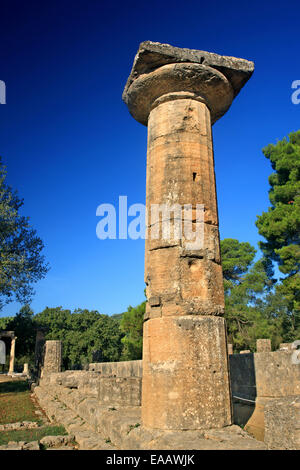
(0, 425, 67, 446)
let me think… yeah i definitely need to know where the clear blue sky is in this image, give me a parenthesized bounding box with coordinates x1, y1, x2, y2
(0, 0, 299, 317)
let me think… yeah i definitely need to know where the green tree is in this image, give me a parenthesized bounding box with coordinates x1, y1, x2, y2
(34, 307, 123, 369)
(0, 315, 13, 330)
(256, 131, 300, 340)
(0, 159, 49, 309)
(10, 305, 36, 360)
(0, 305, 36, 370)
(120, 301, 145, 360)
(221, 238, 257, 292)
(221, 239, 280, 351)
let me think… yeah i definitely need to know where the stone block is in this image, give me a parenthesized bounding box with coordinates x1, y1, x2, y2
(264, 396, 300, 449)
(99, 377, 142, 406)
(142, 315, 232, 429)
(256, 339, 271, 353)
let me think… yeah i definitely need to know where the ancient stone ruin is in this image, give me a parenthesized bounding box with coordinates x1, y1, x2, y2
(32, 42, 300, 450)
(41, 340, 62, 377)
(122, 41, 254, 431)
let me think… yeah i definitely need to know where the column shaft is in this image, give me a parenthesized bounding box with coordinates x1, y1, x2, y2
(8, 337, 16, 374)
(142, 97, 232, 429)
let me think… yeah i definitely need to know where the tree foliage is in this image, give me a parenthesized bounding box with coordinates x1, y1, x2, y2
(0, 159, 48, 309)
(34, 307, 123, 369)
(120, 302, 145, 360)
(221, 239, 276, 351)
(256, 130, 300, 336)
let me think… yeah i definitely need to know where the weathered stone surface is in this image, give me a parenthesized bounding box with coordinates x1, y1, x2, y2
(256, 339, 271, 353)
(279, 342, 293, 351)
(0, 440, 40, 450)
(48, 371, 100, 397)
(22, 441, 40, 450)
(122, 424, 266, 450)
(42, 340, 62, 376)
(264, 396, 300, 450)
(34, 376, 266, 450)
(0, 421, 39, 431)
(40, 434, 75, 448)
(255, 351, 300, 397)
(89, 360, 142, 378)
(123, 41, 254, 125)
(142, 316, 232, 430)
(99, 377, 141, 406)
(230, 350, 300, 443)
(230, 351, 300, 400)
(122, 42, 255, 431)
(145, 98, 224, 320)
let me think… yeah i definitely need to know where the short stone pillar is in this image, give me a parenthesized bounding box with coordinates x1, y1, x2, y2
(257, 339, 271, 353)
(228, 343, 234, 355)
(42, 340, 62, 376)
(123, 42, 254, 430)
(23, 363, 29, 376)
(8, 336, 17, 374)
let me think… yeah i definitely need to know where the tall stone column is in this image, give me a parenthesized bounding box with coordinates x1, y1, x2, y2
(123, 42, 254, 430)
(8, 336, 17, 375)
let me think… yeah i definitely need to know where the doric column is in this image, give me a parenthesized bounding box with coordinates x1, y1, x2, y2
(8, 336, 17, 375)
(123, 42, 254, 430)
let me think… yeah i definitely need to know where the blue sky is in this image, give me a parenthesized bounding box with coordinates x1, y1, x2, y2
(0, 0, 299, 317)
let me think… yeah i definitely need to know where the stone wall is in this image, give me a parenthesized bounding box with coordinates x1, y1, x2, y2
(229, 350, 300, 400)
(34, 363, 265, 450)
(34, 351, 300, 449)
(254, 351, 300, 397)
(229, 349, 300, 446)
(89, 360, 142, 378)
(40, 360, 142, 408)
(264, 396, 300, 450)
(38, 351, 300, 412)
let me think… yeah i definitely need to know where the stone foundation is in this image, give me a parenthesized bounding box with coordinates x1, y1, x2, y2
(33, 350, 300, 449)
(229, 350, 300, 446)
(34, 367, 265, 450)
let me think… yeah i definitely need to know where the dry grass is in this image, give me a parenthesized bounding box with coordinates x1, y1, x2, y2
(0, 379, 39, 424)
(0, 377, 69, 447)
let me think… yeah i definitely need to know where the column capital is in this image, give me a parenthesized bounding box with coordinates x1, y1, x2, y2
(122, 41, 254, 126)
(123, 41, 254, 125)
